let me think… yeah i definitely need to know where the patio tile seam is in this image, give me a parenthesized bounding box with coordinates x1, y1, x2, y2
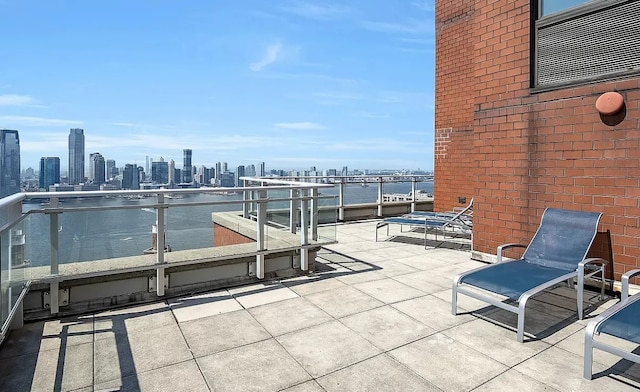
(93, 358, 201, 390)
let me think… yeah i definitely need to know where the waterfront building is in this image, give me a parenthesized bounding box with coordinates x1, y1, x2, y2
(235, 165, 245, 187)
(68, 128, 85, 185)
(245, 164, 256, 177)
(168, 159, 176, 185)
(222, 162, 228, 172)
(151, 158, 169, 184)
(0, 129, 20, 197)
(122, 164, 139, 190)
(220, 171, 234, 187)
(435, 0, 640, 280)
(39, 157, 60, 190)
(342, 166, 348, 176)
(106, 159, 117, 180)
(215, 162, 221, 184)
(182, 149, 192, 183)
(89, 152, 105, 185)
(259, 161, 265, 177)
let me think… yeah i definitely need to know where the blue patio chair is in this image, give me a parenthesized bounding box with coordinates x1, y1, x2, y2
(452, 208, 607, 342)
(584, 269, 640, 379)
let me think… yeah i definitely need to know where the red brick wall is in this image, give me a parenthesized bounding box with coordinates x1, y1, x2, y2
(436, 0, 640, 281)
(213, 224, 255, 247)
(434, 0, 476, 213)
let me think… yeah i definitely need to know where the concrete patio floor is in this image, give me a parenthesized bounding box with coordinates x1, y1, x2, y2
(1, 220, 639, 391)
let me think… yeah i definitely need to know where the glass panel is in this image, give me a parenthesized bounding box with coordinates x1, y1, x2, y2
(0, 215, 32, 330)
(540, 0, 596, 17)
(316, 195, 338, 244)
(165, 192, 246, 260)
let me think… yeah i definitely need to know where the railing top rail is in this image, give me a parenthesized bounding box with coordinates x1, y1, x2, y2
(241, 177, 336, 188)
(256, 174, 434, 181)
(16, 182, 332, 201)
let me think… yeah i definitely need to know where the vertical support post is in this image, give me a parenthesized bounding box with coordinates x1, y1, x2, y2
(49, 197, 60, 315)
(242, 179, 250, 218)
(338, 181, 345, 221)
(256, 189, 267, 279)
(310, 188, 318, 241)
(377, 178, 384, 217)
(156, 193, 166, 296)
(300, 189, 309, 271)
(289, 189, 298, 234)
(411, 177, 418, 212)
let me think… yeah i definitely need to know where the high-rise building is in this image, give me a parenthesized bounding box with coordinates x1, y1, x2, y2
(122, 164, 139, 190)
(235, 165, 245, 187)
(260, 162, 266, 177)
(222, 162, 228, 172)
(39, 157, 60, 190)
(89, 152, 105, 184)
(0, 129, 20, 197)
(68, 128, 85, 185)
(168, 159, 176, 184)
(182, 149, 192, 183)
(215, 162, 222, 184)
(342, 166, 348, 176)
(246, 164, 256, 177)
(152, 158, 169, 184)
(106, 159, 117, 179)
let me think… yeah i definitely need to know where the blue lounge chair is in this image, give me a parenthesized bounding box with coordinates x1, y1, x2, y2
(584, 269, 640, 379)
(452, 208, 607, 342)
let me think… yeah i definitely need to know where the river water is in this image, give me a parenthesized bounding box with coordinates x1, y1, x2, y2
(21, 182, 434, 267)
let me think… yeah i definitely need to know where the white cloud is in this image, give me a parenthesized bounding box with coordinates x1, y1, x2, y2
(412, 1, 435, 12)
(361, 19, 433, 35)
(274, 122, 326, 130)
(281, 1, 351, 19)
(0, 94, 40, 107)
(0, 115, 83, 127)
(250, 41, 283, 72)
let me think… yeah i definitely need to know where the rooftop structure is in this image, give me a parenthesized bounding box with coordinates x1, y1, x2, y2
(0, 221, 637, 390)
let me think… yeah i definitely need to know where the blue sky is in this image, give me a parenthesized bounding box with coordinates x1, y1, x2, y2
(0, 1, 434, 172)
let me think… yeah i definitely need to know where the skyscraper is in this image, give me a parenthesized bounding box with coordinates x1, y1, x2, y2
(152, 158, 169, 184)
(182, 149, 192, 183)
(0, 129, 20, 197)
(122, 164, 139, 190)
(235, 165, 245, 187)
(168, 159, 176, 185)
(89, 152, 105, 184)
(39, 157, 60, 190)
(68, 128, 85, 185)
(260, 162, 266, 177)
(106, 159, 117, 179)
(215, 162, 222, 184)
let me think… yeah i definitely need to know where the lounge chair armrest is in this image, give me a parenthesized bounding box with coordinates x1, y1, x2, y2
(579, 257, 608, 269)
(622, 269, 640, 301)
(497, 243, 526, 263)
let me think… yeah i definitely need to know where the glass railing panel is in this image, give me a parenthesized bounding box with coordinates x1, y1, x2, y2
(316, 195, 337, 244)
(1, 215, 32, 331)
(165, 193, 246, 260)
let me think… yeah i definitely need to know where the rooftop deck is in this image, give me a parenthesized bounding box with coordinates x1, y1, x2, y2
(1, 220, 638, 391)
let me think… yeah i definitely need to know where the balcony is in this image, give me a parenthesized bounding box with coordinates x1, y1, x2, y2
(0, 177, 635, 390)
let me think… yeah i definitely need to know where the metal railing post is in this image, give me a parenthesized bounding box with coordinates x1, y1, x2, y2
(242, 179, 250, 218)
(290, 189, 298, 234)
(156, 193, 166, 296)
(411, 177, 418, 212)
(48, 197, 60, 314)
(256, 189, 267, 279)
(311, 188, 318, 241)
(338, 180, 345, 221)
(300, 189, 309, 271)
(377, 178, 384, 217)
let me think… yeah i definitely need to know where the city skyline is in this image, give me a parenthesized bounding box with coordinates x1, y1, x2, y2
(0, 1, 435, 171)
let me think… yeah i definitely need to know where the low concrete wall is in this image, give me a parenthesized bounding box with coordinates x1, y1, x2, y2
(23, 212, 319, 321)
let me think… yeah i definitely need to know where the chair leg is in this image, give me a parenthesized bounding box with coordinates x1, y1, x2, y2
(517, 301, 526, 343)
(451, 283, 458, 316)
(577, 269, 585, 320)
(584, 325, 595, 379)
